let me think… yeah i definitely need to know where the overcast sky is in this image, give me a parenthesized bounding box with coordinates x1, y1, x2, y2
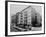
(10, 4, 42, 16)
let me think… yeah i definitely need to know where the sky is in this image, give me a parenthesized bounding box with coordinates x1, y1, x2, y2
(10, 4, 42, 17)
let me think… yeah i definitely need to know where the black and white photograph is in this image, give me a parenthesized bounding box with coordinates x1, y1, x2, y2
(6, 1, 45, 35)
